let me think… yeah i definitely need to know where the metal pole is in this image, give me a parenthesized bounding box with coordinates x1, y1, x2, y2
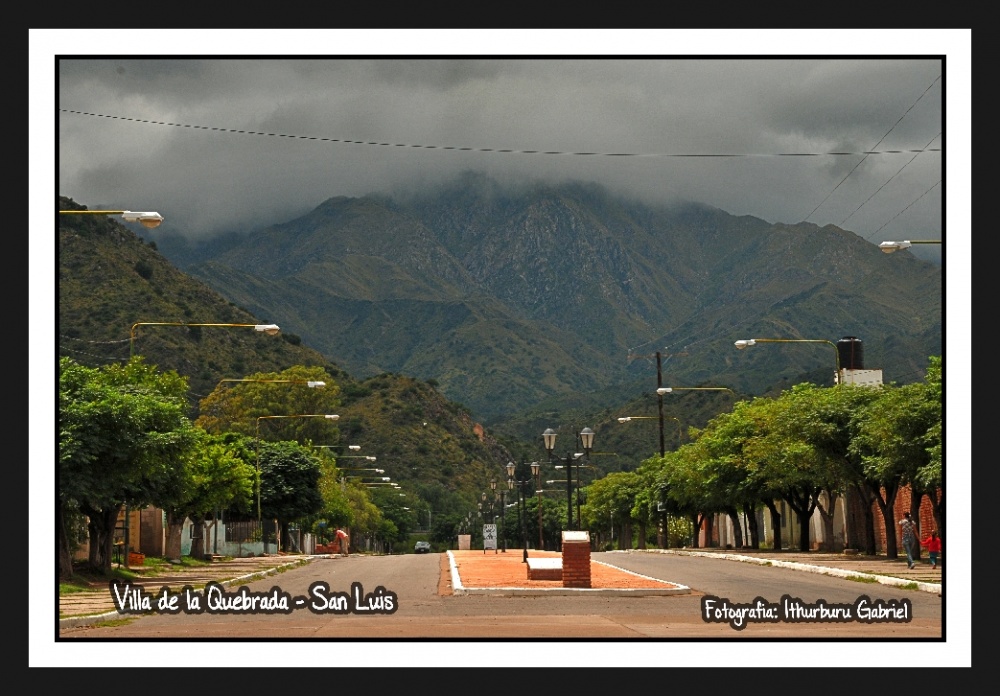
(536, 471, 544, 551)
(656, 351, 665, 457)
(566, 453, 573, 530)
(501, 490, 507, 552)
(576, 457, 582, 529)
(520, 485, 528, 563)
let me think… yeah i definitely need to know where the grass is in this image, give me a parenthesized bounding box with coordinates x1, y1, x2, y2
(846, 575, 879, 584)
(60, 555, 223, 595)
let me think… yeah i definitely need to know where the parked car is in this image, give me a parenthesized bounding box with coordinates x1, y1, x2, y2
(414, 541, 432, 554)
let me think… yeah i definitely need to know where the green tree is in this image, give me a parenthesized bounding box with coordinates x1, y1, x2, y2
(59, 356, 195, 578)
(158, 431, 255, 561)
(259, 441, 325, 551)
(851, 359, 942, 556)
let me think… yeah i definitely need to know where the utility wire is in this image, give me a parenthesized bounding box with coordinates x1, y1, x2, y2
(841, 132, 941, 229)
(60, 109, 939, 160)
(801, 75, 941, 225)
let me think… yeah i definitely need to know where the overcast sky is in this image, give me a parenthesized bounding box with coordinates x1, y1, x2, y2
(48, 37, 960, 260)
(32, 29, 971, 669)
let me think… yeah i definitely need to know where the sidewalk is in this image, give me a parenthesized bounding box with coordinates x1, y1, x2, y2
(59, 555, 311, 628)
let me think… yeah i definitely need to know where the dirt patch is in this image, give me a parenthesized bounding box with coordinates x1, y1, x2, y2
(448, 550, 680, 590)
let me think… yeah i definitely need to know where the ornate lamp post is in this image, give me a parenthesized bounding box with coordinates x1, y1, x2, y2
(507, 461, 538, 562)
(491, 480, 507, 553)
(542, 427, 594, 531)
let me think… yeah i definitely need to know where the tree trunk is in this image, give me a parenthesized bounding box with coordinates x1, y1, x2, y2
(637, 520, 647, 550)
(909, 490, 923, 561)
(850, 482, 879, 555)
(743, 502, 760, 549)
(58, 503, 75, 581)
(874, 484, 900, 558)
(725, 508, 743, 548)
(816, 490, 837, 550)
(764, 500, 782, 551)
(689, 513, 701, 548)
(164, 511, 185, 561)
(84, 504, 120, 574)
(929, 489, 944, 541)
(190, 518, 206, 559)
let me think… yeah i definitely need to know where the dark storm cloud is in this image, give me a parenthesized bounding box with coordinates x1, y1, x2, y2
(49, 46, 952, 265)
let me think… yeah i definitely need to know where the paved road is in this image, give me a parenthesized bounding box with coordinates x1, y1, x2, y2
(58, 551, 942, 640)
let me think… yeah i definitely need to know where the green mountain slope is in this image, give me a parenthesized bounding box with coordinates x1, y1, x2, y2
(154, 174, 941, 426)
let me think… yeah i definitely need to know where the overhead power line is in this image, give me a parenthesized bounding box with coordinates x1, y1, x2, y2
(60, 109, 940, 160)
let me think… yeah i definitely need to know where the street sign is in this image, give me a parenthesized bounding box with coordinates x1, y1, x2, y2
(483, 524, 497, 551)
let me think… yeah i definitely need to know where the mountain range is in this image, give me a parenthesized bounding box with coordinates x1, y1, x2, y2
(147, 172, 943, 428)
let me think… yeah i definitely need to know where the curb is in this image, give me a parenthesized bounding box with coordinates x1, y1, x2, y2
(619, 549, 943, 594)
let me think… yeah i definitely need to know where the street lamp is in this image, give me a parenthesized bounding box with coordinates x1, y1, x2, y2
(879, 239, 942, 253)
(130, 321, 281, 357)
(219, 378, 325, 388)
(734, 337, 840, 384)
(491, 480, 508, 553)
(255, 414, 339, 522)
(542, 427, 594, 531)
(657, 386, 735, 397)
(617, 415, 683, 447)
(507, 461, 538, 562)
(118, 317, 280, 565)
(60, 208, 164, 228)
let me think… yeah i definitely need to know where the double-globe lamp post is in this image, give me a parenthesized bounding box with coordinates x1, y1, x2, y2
(542, 427, 595, 531)
(507, 461, 538, 563)
(491, 480, 507, 553)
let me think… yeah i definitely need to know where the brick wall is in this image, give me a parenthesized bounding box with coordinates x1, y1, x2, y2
(872, 485, 940, 552)
(562, 536, 591, 588)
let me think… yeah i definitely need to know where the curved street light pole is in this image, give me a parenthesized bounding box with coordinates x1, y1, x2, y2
(60, 208, 164, 228)
(219, 378, 325, 389)
(255, 414, 339, 532)
(130, 322, 281, 357)
(879, 239, 942, 253)
(734, 338, 840, 384)
(117, 316, 280, 567)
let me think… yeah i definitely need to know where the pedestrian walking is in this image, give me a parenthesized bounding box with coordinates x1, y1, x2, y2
(899, 512, 918, 569)
(336, 528, 349, 556)
(920, 529, 942, 569)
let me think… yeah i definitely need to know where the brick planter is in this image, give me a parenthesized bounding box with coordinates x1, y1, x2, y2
(561, 531, 591, 588)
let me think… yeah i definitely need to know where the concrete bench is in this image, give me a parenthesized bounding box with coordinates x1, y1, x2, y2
(526, 557, 562, 580)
